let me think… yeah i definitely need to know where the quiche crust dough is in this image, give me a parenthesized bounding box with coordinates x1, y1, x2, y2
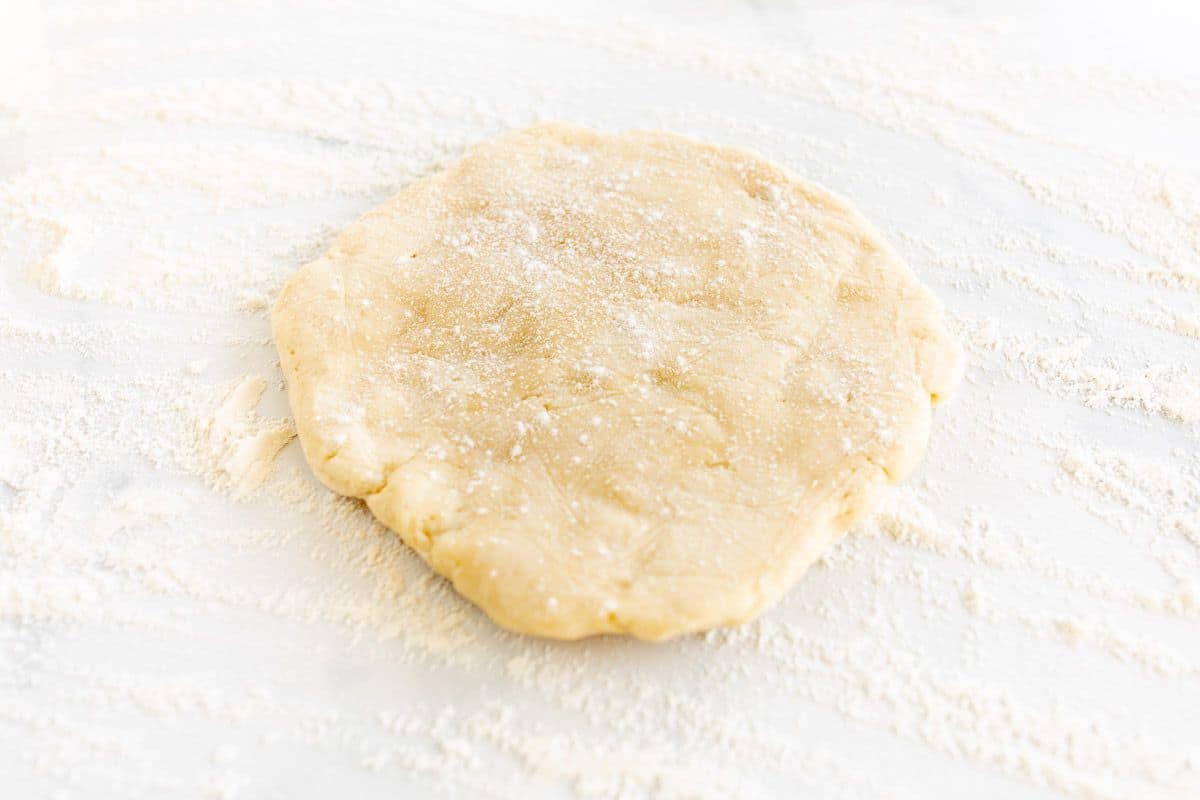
(272, 123, 962, 641)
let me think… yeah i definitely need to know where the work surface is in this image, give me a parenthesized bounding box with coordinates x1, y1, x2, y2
(2, 2, 1199, 798)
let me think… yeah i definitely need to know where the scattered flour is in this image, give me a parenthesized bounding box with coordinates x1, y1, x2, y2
(2, 2, 1199, 799)
(201, 375, 296, 498)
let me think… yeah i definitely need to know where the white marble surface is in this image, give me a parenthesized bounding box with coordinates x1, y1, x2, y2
(2, 2, 1199, 798)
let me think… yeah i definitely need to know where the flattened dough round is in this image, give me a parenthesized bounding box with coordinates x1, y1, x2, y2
(273, 123, 962, 641)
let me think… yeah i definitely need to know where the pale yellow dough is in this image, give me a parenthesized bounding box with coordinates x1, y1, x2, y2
(272, 123, 962, 640)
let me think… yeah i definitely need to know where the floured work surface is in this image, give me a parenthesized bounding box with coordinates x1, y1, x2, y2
(2, 2, 1199, 798)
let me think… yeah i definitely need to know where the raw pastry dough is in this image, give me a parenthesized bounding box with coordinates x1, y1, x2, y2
(272, 123, 961, 640)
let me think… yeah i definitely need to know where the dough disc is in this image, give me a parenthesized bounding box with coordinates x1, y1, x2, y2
(272, 123, 961, 640)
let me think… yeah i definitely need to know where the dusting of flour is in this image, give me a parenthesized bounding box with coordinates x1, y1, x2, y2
(1, 2, 1198, 799)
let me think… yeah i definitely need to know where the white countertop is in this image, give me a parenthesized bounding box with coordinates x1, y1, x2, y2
(2, 2, 1199, 798)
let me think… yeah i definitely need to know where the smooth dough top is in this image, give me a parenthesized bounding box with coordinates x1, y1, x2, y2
(272, 123, 962, 641)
